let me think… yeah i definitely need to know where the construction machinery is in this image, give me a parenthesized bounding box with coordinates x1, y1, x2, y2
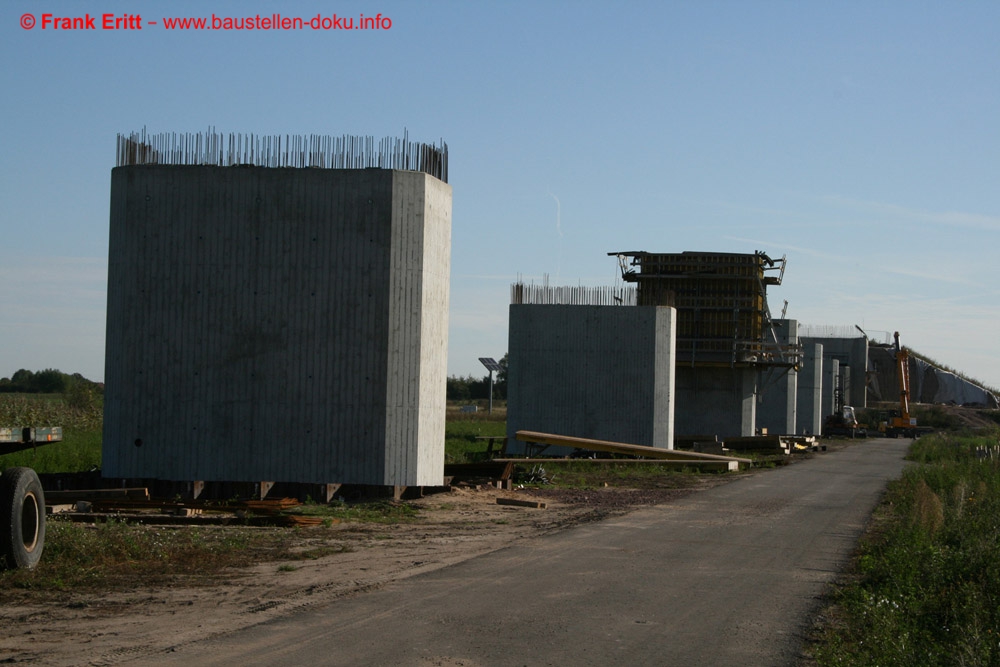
(822, 361, 866, 438)
(879, 332, 922, 438)
(823, 404, 867, 438)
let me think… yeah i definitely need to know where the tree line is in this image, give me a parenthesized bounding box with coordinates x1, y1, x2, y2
(0, 369, 103, 395)
(1, 363, 511, 403)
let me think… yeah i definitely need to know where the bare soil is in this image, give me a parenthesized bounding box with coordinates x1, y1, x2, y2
(933, 403, 999, 430)
(0, 479, 733, 666)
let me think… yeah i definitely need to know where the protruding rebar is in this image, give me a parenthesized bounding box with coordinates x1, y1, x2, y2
(510, 283, 637, 306)
(116, 129, 449, 183)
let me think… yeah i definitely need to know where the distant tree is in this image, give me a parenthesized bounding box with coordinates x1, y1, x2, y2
(10, 369, 33, 390)
(0, 368, 100, 394)
(446, 376, 472, 401)
(495, 353, 508, 399)
(446, 357, 508, 402)
(65, 377, 103, 412)
(468, 375, 490, 400)
(32, 368, 66, 393)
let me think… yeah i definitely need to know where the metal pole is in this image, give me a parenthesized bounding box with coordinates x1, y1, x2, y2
(489, 371, 495, 415)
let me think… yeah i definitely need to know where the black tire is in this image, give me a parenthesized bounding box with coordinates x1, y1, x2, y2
(1, 467, 46, 570)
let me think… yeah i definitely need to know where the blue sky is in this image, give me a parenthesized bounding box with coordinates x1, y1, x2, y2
(2, 1, 999, 388)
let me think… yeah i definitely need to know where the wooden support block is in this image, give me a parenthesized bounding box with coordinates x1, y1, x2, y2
(496, 497, 546, 509)
(259, 481, 275, 499)
(45, 503, 76, 514)
(321, 483, 342, 503)
(191, 481, 205, 500)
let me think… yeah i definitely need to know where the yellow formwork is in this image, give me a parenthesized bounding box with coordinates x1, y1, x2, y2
(623, 251, 772, 364)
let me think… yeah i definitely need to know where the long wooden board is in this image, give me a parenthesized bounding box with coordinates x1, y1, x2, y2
(494, 458, 738, 472)
(514, 431, 751, 465)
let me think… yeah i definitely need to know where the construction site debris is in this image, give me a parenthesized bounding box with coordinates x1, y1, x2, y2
(53, 512, 328, 527)
(43, 496, 319, 527)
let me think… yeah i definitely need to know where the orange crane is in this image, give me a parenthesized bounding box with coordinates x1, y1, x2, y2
(883, 331, 920, 438)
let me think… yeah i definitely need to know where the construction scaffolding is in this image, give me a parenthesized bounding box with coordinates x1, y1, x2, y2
(609, 250, 799, 368)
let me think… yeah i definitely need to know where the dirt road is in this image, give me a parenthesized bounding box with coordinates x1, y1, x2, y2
(135, 438, 910, 666)
(2, 475, 723, 665)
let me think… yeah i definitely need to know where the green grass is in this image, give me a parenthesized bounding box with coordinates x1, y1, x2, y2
(0, 426, 102, 473)
(3, 395, 510, 469)
(444, 419, 507, 463)
(1, 392, 104, 472)
(811, 431, 1000, 666)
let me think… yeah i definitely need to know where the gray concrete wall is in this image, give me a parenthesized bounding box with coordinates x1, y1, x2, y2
(800, 336, 868, 409)
(103, 166, 451, 486)
(757, 319, 798, 435)
(796, 343, 824, 435)
(675, 366, 757, 438)
(824, 358, 840, 417)
(506, 305, 675, 452)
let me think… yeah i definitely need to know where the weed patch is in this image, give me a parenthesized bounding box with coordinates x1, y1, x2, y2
(0, 521, 299, 592)
(811, 431, 1000, 665)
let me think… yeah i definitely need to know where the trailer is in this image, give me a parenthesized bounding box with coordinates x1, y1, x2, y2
(0, 426, 61, 569)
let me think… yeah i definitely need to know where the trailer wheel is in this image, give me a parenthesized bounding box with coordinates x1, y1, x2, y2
(1, 467, 46, 570)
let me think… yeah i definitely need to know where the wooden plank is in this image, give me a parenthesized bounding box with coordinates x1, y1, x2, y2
(492, 458, 737, 472)
(496, 497, 546, 509)
(515, 430, 751, 465)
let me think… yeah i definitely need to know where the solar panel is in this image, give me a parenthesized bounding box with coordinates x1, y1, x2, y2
(478, 357, 502, 373)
